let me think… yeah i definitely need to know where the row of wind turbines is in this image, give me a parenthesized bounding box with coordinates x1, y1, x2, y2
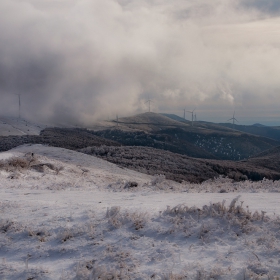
(182, 108, 238, 126)
(145, 99, 197, 126)
(145, 99, 238, 127)
(14, 94, 238, 127)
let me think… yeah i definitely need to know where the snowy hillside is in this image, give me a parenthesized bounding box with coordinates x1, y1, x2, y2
(1, 145, 280, 279)
(0, 117, 46, 136)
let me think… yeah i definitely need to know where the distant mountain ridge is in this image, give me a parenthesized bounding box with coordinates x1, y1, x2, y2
(218, 122, 280, 141)
(253, 123, 266, 127)
(161, 113, 189, 123)
(91, 112, 280, 161)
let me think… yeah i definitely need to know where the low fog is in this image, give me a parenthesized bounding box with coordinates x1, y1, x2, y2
(0, 0, 280, 125)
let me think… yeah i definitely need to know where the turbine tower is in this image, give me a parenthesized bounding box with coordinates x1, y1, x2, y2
(227, 111, 238, 127)
(183, 108, 186, 120)
(187, 108, 196, 126)
(145, 99, 153, 113)
(15, 93, 21, 120)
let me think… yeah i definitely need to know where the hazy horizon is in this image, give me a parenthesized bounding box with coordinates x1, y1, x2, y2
(1, 0, 280, 125)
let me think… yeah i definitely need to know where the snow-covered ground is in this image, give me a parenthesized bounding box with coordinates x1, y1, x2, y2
(1, 145, 280, 279)
(0, 117, 47, 136)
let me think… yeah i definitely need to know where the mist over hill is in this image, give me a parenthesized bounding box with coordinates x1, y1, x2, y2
(0, 116, 46, 136)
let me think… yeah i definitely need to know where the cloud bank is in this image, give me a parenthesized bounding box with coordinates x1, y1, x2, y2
(0, 0, 280, 125)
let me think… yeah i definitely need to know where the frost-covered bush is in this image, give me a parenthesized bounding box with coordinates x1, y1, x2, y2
(0, 157, 29, 171)
(74, 263, 122, 280)
(163, 196, 268, 230)
(0, 153, 64, 178)
(3, 176, 280, 280)
(183, 176, 280, 193)
(106, 206, 148, 230)
(124, 181, 138, 189)
(151, 174, 166, 186)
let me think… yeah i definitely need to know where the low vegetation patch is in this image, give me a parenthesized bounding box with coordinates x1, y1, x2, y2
(2, 198, 280, 279)
(0, 153, 64, 178)
(80, 145, 280, 183)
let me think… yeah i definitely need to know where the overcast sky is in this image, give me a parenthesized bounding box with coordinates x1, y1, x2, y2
(0, 0, 280, 125)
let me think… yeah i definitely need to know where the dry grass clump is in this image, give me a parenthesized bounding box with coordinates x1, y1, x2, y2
(60, 229, 74, 243)
(0, 157, 30, 172)
(164, 196, 267, 224)
(0, 153, 64, 177)
(106, 206, 147, 231)
(73, 262, 127, 280)
(161, 272, 187, 280)
(0, 220, 16, 233)
(27, 227, 50, 242)
(0, 152, 37, 172)
(30, 163, 64, 174)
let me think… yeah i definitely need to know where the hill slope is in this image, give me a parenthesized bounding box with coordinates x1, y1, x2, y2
(245, 145, 280, 172)
(91, 112, 280, 160)
(0, 128, 120, 152)
(81, 145, 280, 183)
(0, 116, 46, 136)
(1, 144, 280, 278)
(219, 122, 280, 141)
(113, 112, 190, 132)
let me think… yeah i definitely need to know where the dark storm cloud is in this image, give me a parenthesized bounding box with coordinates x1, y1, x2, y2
(0, 0, 279, 125)
(0, 55, 60, 94)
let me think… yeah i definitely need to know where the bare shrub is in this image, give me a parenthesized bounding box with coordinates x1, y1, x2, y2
(106, 207, 147, 230)
(27, 228, 50, 242)
(161, 272, 187, 280)
(60, 229, 74, 242)
(0, 157, 29, 172)
(162, 196, 270, 244)
(151, 174, 166, 186)
(0, 153, 64, 176)
(0, 220, 16, 233)
(74, 262, 121, 280)
(31, 163, 64, 174)
(7, 172, 20, 179)
(124, 181, 138, 189)
(164, 196, 255, 221)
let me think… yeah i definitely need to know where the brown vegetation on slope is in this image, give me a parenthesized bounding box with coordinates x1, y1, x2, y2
(80, 145, 280, 183)
(0, 128, 120, 152)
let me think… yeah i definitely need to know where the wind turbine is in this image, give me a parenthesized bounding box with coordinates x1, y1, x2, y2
(183, 108, 186, 120)
(15, 93, 21, 120)
(187, 108, 196, 126)
(227, 111, 238, 127)
(145, 99, 153, 113)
